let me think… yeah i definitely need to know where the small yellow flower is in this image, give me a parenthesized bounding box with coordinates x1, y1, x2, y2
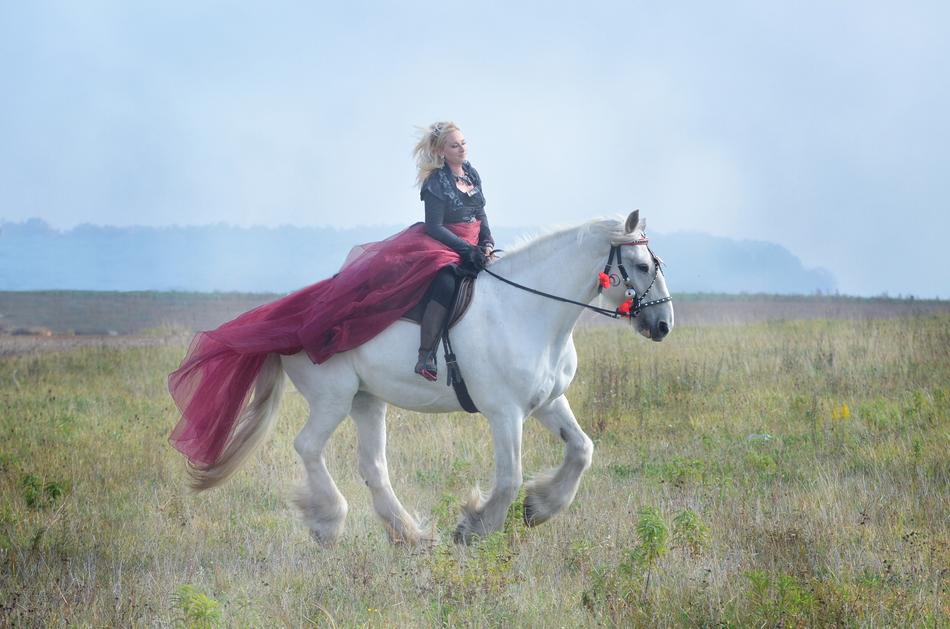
(831, 403, 851, 420)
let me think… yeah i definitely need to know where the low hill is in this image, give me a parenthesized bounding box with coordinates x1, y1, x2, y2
(1, 219, 835, 294)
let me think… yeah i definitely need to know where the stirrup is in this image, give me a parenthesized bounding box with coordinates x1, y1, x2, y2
(414, 349, 438, 382)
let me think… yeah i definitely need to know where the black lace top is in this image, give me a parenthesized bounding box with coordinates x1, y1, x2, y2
(421, 161, 494, 253)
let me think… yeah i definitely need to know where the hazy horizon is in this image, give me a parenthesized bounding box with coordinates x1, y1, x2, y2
(2, 2, 948, 297)
(2, 217, 843, 297)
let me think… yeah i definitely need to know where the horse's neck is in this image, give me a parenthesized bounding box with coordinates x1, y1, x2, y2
(488, 226, 607, 339)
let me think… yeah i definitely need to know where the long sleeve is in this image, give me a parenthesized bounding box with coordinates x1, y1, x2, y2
(475, 207, 494, 247)
(424, 192, 473, 253)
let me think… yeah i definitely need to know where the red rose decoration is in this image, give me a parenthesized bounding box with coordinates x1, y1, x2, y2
(598, 272, 611, 289)
(617, 299, 633, 315)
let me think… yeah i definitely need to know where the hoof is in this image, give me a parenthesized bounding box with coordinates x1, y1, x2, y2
(452, 525, 470, 545)
(417, 531, 440, 549)
(522, 493, 554, 527)
(453, 522, 483, 545)
(523, 495, 539, 526)
(388, 523, 439, 548)
(309, 529, 341, 548)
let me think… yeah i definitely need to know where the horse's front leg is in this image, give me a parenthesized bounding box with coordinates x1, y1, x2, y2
(524, 395, 594, 526)
(454, 410, 524, 544)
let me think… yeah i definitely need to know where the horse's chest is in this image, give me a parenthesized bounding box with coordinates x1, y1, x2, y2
(527, 353, 576, 408)
(549, 360, 575, 399)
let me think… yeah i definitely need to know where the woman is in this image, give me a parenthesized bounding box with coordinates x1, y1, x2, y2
(169, 121, 492, 467)
(412, 121, 494, 380)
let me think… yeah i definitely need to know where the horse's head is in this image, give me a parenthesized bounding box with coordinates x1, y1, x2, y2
(603, 210, 674, 341)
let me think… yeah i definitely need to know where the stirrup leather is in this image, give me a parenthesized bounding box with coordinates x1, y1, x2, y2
(414, 348, 438, 382)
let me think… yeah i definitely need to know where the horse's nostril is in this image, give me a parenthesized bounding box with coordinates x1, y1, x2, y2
(657, 321, 669, 336)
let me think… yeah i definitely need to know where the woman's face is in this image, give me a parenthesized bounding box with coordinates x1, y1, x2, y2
(440, 130, 467, 167)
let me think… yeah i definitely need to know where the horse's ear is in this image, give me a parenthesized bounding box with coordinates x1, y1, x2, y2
(625, 209, 640, 234)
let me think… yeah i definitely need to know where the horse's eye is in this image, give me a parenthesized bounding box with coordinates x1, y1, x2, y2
(636, 263, 650, 273)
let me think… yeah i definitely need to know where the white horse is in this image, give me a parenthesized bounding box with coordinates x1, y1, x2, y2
(191, 210, 673, 545)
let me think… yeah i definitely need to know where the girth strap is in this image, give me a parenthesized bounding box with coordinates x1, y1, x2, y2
(440, 275, 479, 414)
(441, 330, 478, 413)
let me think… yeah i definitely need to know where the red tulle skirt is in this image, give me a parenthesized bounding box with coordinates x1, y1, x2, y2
(168, 221, 480, 466)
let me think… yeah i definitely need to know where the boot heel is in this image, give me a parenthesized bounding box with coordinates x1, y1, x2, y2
(414, 349, 438, 382)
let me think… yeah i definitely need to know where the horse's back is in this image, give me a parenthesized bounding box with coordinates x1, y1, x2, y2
(280, 273, 576, 416)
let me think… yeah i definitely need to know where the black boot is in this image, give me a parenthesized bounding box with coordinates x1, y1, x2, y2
(414, 301, 448, 381)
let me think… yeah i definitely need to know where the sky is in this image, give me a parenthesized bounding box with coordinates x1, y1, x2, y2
(1, 1, 948, 297)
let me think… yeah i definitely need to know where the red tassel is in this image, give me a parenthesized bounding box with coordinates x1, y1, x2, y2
(618, 299, 633, 315)
(598, 272, 610, 289)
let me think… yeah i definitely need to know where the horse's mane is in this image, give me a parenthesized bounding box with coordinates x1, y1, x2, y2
(490, 216, 640, 273)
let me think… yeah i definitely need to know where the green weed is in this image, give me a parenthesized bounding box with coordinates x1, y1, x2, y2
(582, 506, 710, 623)
(172, 584, 223, 629)
(741, 570, 818, 626)
(20, 474, 68, 509)
(671, 508, 709, 556)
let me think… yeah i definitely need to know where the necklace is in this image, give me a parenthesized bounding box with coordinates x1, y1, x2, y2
(454, 173, 474, 187)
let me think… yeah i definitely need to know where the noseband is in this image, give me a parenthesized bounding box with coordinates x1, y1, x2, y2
(483, 236, 672, 321)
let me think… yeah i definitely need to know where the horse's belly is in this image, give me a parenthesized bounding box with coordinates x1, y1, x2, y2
(359, 377, 464, 414)
(351, 322, 466, 413)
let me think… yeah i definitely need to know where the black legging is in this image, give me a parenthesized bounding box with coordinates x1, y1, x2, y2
(425, 266, 457, 308)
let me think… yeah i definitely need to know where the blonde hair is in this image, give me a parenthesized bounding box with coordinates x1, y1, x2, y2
(412, 121, 461, 186)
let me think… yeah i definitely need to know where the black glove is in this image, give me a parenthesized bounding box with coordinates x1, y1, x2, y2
(459, 245, 488, 273)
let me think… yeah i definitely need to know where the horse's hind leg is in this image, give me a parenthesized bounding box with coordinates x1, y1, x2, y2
(351, 393, 431, 545)
(524, 395, 594, 526)
(292, 380, 357, 546)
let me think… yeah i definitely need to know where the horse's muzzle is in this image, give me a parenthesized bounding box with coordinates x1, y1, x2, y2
(638, 318, 671, 341)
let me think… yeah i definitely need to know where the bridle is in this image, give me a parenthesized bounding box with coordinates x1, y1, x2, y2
(597, 238, 672, 316)
(483, 237, 672, 320)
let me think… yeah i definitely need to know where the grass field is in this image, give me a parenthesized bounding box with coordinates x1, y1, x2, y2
(1, 314, 948, 626)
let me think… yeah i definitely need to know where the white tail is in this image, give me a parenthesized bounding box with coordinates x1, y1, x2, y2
(188, 354, 286, 491)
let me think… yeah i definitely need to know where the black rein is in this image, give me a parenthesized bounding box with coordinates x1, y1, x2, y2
(482, 243, 672, 320)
